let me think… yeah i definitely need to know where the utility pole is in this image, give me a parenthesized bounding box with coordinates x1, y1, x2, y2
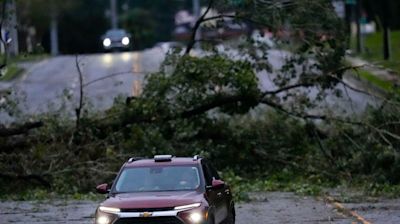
(345, 0, 356, 50)
(110, 0, 118, 29)
(192, 0, 201, 48)
(50, 12, 59, 56)
(49, 0, 59, 56)
(193, 0, 200, 18)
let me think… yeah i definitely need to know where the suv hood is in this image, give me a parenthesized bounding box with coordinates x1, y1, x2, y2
(101, 191, 204, 209)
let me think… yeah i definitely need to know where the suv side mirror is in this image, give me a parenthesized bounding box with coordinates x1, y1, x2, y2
(211, 179, 225, 189)
(96, 183, 110, 194)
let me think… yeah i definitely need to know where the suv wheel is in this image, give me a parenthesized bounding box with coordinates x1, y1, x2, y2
(208, 214, 215, 224)
(222, 209, 235, 224)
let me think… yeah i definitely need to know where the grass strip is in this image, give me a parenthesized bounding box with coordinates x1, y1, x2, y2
(356, 69, 393, 91)
(356, 31, 400, 74)
(0, 64, 24, 81)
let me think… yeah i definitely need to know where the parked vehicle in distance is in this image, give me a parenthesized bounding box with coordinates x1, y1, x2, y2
(101, 29, 131, 51)
(95, 155, 235, 224)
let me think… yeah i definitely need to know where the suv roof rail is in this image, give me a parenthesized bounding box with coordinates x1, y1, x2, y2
(127, 157, 144, 163)
(154, 155, 173, 162)
(193, 155, 202, 161)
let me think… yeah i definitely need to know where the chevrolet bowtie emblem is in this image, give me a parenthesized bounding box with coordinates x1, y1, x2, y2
(141, 212, 153, 218)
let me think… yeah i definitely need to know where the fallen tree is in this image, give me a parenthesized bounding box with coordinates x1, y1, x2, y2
(0, 121, 43, 138)
(1, 0, 400, 196)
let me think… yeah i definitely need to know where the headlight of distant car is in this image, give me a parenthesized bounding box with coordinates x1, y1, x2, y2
(103, 38, 111, 47)
(121, 37, 130, 46)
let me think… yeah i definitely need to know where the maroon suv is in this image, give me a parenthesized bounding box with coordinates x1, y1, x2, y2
(95, 155, 235, 224)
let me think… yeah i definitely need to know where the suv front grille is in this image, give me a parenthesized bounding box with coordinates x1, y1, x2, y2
(114, 217, 184, 224)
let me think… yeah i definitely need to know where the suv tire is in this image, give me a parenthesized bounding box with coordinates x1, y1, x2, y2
(222, 209, 235, 224)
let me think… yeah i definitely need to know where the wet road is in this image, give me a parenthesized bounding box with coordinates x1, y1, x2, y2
(257, 50, 380, 115)
(2, 192, 399, 224)
(0, 48, 379, 117)
(1, 49, 163, 115)
(0, 192, 354, 224)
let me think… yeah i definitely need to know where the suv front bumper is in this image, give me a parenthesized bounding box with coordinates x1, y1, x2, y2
(95, 206, 209, 224)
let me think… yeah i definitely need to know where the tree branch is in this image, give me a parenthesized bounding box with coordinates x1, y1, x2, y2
(75, 55, 84, 128)
(0, 173, 51, 188)
(262, 82, 313, 96)
(180, 94, 258, 119)
(260, 98, 328, 120)
(185, 0, 214, 55)
(0, 121, 43, 137)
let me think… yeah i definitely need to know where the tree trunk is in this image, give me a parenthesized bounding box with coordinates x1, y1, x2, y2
(382, 0, 391, 60)
(0, 121, 43, 137)
(6, 0, 18, 56)
(355, 0, 363, 53)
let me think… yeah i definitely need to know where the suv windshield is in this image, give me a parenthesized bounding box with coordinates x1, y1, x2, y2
(114, 166, 201, 193)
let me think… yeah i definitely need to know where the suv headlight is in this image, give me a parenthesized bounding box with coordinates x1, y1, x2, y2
(96, 207, 119, 224)
(175, 203, 206, 224)
(96, 215, 111, 224)
(189, 212, 203, 223)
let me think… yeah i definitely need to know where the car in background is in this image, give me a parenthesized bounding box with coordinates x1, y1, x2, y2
(101, 29, 131, 51)
(94, 155, 235, 224)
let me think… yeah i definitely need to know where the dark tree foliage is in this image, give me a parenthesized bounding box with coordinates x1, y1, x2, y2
(56, 1, 109, 54)
(17, 0, 187, 53)
(363, 0, 400, 29)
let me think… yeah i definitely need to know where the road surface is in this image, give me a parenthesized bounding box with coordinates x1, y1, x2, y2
(1, 49, 163, 115)
(0, 48, 380, 118)
(256, 50, 380, 115)
(0, 192, 350, 224)
(1, 192, 400, 224)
